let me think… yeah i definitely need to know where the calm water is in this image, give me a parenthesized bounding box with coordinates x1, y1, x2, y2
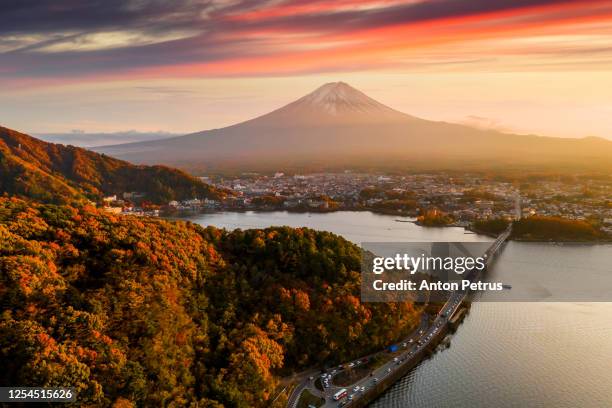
(179, 211, 612, 408)
(177, 210, 490, 243)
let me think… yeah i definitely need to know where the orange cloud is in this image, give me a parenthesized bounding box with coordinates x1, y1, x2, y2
(3, 0, 612, 88)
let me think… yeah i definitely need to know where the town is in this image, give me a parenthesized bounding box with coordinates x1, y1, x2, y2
(101, 172, 612, 236)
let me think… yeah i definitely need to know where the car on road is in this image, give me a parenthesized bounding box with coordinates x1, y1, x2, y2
(353, 386, 360, 392)
(373, 377, 379, 383)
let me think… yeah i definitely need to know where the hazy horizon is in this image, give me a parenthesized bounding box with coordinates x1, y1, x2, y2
(7, 74, 612, 142)
(26, 79, 612, 147)
(34, 130, 182, 148)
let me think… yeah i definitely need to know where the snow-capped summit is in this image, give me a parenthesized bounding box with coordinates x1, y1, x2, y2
(270, 81, 410, 122)
(294, 82, 393, 114)
(298, 82, 380, 114)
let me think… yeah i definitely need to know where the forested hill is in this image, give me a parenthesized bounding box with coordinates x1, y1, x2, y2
(0, 197, 421, 407)
(0, 126, 223, 204)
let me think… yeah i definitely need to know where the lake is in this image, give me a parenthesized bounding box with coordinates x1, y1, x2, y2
(178, 210, 612, 408)
(175, 210, 490, 243)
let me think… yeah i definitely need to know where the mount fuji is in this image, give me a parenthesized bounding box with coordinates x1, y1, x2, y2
(95, 82, 612, 172)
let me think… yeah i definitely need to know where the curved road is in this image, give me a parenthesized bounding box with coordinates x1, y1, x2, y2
(288, 226, 512, 408)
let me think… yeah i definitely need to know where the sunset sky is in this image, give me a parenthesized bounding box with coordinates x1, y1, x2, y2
(2, 0, 612, 141)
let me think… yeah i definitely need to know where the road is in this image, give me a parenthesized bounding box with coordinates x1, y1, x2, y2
(288, 224, 513, 408)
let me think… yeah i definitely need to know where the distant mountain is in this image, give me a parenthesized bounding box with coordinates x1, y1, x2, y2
(35, 130, 179, 148)
(96, 82, 612, 173)
(0, 126, 221, 204)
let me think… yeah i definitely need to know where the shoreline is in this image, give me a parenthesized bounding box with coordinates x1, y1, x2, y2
(164, 206, 417, 217)
(167, 209, 611, 243)
(469, 225, 612, 243)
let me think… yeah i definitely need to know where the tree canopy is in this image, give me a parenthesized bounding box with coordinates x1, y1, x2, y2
(0, 197, 420, 407)
(0, 126, 224, 204)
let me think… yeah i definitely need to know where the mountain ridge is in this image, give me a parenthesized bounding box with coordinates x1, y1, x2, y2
(0, 125, 222, 203)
